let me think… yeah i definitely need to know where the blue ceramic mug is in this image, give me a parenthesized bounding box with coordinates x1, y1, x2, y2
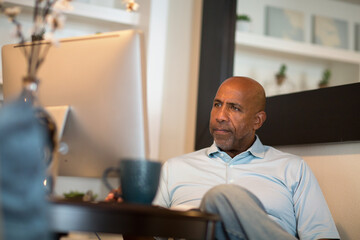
(102, 159, 161, 204)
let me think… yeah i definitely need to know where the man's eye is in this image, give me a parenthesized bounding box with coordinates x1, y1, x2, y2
(214, 102, 221, 107)
(231, 105, 240, 111)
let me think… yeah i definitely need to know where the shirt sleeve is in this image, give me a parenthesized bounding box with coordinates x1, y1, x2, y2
(153, 161, 171, 208)
(293, 160, 340, 240)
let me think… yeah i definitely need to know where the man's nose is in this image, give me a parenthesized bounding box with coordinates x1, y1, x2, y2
(216, 106, 228, 122)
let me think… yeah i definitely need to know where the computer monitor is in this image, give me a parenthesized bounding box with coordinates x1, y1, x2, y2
(1, 30, 149, 178)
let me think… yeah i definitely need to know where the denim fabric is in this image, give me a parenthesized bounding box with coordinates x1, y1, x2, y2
(200, 184, 298, 240)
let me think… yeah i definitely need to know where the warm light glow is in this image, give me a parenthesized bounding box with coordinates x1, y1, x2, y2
(43, 179, 47, 186)
(124, 0, 139, 12)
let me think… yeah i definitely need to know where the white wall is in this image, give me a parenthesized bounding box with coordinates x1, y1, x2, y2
(157, 0, 202, 161)
(113, 0, 202, 162)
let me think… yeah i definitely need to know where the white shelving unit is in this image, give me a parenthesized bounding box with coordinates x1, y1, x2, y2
(234, 31, 360, 95)
(236, 31, 360, 65)
(3, 0, 140, 25)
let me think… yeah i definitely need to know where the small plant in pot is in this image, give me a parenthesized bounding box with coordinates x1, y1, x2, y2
(318, 69, 331, 88)
(275, 64, 287, 86)
(236, 14, 251, 32)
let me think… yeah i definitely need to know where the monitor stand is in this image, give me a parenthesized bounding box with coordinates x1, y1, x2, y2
(45, 105, 70, 141)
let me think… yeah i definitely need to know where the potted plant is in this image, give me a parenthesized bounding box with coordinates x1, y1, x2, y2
(318, 69, 331, 88)
(275, 64, 287, 86)
(236, 14, 251, 32)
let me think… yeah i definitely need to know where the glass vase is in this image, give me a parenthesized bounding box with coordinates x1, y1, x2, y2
(20, 75, 58, 195)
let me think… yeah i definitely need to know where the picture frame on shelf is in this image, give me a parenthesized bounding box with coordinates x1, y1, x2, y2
(312, 15, 348, 49)
(265, 6, 304, 42)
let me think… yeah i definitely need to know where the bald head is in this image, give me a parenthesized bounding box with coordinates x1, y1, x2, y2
(219, 76, 266, 112)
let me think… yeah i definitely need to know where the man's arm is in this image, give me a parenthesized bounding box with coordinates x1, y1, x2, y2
(293, 160, 340, 239)
(152, 161, 170, 207)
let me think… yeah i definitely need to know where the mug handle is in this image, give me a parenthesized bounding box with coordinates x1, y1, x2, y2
(102, 167, 120, 192)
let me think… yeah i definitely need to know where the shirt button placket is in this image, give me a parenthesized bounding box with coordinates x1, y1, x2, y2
(228, 164, 235, 183)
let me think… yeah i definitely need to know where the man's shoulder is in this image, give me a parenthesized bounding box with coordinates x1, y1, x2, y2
(264, 145, 304, 164)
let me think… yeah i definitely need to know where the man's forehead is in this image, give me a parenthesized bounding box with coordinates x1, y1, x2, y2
(215, 84, 247, 100)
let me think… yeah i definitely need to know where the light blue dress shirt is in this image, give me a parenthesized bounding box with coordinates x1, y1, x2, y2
(154, 137, 340, 240)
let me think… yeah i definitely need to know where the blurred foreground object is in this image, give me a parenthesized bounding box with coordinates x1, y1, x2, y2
(0, 99, 51, 240)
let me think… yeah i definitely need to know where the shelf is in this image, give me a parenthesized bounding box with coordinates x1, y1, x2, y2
(235, 31, 360, 65)
(4, 0, 139, 25)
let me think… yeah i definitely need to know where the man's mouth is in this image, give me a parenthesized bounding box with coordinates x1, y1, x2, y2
(213, 128, 231, 134)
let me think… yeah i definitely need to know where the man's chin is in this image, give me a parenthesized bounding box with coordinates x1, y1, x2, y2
(214, 139, 232, 151)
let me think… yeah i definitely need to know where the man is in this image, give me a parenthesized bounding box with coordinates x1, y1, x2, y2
(107, 76, 339, 239)
(153, 77, 339, 239)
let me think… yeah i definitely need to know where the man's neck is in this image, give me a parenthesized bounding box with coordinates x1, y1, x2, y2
(225, 150, 241, 158)
(222, 137, 256, 158)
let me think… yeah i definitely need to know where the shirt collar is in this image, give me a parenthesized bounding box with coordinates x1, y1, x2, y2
(207, 135, 266, 159)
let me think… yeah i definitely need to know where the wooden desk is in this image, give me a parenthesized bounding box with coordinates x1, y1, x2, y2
(50, 199, 219, 240)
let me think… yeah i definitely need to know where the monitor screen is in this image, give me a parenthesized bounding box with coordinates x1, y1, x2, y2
(1, 30, 149, 178)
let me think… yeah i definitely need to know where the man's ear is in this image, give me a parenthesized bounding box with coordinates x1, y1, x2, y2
(254, 111, 266, 130)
